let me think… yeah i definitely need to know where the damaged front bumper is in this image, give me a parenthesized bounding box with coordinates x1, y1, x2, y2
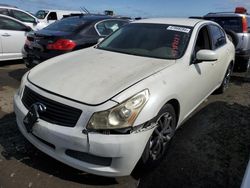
(14, 88, 154, 177)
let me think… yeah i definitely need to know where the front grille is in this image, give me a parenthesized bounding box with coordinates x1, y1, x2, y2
(22, 86, 82, 127)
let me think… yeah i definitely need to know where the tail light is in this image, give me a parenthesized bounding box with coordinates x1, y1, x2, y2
(47, 39, 76, 51)
(242, 16, 248, 33)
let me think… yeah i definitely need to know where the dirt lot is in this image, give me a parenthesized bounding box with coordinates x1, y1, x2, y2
(0, 61, 249, 188)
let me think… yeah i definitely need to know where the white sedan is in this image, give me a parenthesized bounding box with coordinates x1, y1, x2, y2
(0, 14, 32, 61)
(14, 18, 235, 177)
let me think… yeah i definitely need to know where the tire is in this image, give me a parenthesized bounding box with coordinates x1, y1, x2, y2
(239, 58, 250, 72)
(215, 63, 233, 94)
(225, 29, 238, 47)
(141, 104, 176, 168)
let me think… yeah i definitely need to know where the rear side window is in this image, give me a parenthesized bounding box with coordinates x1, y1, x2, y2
(0, 17, 26, 31)
(209, 25, 226, 49)
(0, 8, 9, 16)
(205, 17, 242, 33)
(96, 20, 127, 36)
(12, 10, 35, 23)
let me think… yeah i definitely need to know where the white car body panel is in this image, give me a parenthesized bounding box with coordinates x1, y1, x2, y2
(28, 48, 175, 105)
(0, 15, 31, 61)
(0, 30, 26, 60)
(14, 18, 235, 176)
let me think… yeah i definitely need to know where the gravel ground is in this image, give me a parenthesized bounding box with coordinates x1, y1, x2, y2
(0, 61, 249, 188)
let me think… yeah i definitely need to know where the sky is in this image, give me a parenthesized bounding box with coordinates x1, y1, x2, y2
(1, 0, 250, 18)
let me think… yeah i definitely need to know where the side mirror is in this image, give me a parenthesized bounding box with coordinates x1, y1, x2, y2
(195, 50, 218, 63)
(98, 37, 104, 44)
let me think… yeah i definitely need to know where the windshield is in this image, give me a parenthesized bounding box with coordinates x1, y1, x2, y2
(98, 23, 192, 59)
(44, 17, 88, 32)
(35, 10, 49, 19)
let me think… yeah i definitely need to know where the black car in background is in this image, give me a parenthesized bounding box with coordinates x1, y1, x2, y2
(23, 14, 129, 68)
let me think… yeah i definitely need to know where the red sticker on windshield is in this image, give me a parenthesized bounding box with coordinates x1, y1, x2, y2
(171, 34, 180, 57)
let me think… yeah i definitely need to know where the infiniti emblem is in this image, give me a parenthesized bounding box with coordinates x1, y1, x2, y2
(23, 102, 47, 133)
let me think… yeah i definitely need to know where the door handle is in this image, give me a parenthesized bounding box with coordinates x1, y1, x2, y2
(2, 33, 11, 37)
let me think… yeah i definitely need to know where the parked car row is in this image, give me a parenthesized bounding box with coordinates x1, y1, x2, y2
(23, 15, 129, 67)
(204, 7, 250, 71)
(0, 4, 131, 64)
(0, 4, 85, 30)
(1, 5, 249, 72)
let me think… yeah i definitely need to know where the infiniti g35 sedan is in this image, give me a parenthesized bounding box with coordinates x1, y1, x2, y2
(14, 18, 235, 177)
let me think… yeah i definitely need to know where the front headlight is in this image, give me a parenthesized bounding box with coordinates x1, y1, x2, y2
(17, 71, 29, 97)
(87, 89, 150, 130)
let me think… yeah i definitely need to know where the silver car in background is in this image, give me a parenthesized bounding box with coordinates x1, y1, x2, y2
(204, 7, 250, 71)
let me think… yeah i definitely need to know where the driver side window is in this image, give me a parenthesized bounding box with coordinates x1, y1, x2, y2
(194, 26, 211, 54)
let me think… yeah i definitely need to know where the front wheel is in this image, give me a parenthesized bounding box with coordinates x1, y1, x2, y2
(141, 104, 176, 167)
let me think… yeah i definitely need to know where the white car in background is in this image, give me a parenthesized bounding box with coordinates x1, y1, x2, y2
(0, 14, 32, 61)
(35, 9, 83, 25)
(14, 18, 235, 176)
(0, 5, 45, 30)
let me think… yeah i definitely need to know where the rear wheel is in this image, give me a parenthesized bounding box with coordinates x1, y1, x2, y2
(239, 58, 250, 72)
(141, 104, 176, 167)
(215, 63, 233, 94)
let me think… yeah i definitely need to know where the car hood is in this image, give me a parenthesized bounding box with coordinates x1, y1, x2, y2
(28, 48, 175, 105)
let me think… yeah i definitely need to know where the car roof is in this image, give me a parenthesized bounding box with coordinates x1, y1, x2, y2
(0, 4, 17, 8)
(0, 6, 37, 18)
(64, 14, 128, 22)
(133, 18, 204, 27)
(0, 5, 20, 10)
(204, 12, 250, 18)
(37, 9, 81, 13)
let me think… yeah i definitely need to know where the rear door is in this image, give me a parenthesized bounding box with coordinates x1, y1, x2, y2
(208, 24, 229, 85)
(0, 16, 28, 60)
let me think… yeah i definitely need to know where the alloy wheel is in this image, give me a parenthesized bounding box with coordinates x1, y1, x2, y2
(223, 66, 232, 90)
(149, 112, 175, 161)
